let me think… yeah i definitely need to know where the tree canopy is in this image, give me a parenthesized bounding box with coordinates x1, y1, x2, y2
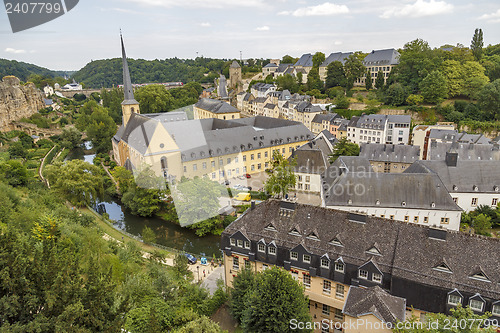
(264, 150, 296, 198)
(329, 137, 360, 163)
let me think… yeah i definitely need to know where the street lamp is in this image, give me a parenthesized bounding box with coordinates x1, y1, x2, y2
(197, 266, 200, 282)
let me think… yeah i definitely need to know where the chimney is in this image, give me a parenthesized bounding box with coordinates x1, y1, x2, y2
(445, 152, 458, 167)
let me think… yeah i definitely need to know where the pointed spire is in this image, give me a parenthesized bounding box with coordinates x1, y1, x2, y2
(121, 32, 138, 105)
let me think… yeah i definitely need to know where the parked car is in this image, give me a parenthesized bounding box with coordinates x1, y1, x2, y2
(239, 186, 252, 191)
(184, 253, 197, 265)
(234, 192, 251, 201)
(232, 184, 243, 190)
(245, 173, 251, 178)
(222, 180, 230, 186)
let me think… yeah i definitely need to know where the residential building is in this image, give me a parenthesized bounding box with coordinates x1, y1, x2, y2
(294, 101, 323, 131)
(347, 114, 411, 145)
(250, 96, 270, 116)
(263, 103, 279, 118)
(43, 85, 54, 97)
(359, 143, 420, 173)
(292, 131, 335, 194)
(200, 87, 216, 98)
(322, 157, 462, 230)
(404, 154, 500, 212)
(221, 200, 500, 333)
(61, 80, 82, 90)
(236, 92, 254, 114)
(311, 113, 338, 135)
(411, 124, 456, 159)
(294, 53, 314, 75)
(329, 117, 348, 139)
(251, 82, 276, 98)
(319, 52, 352, 82)
(356, 49, 400, 86)
(262, 62, 278, 77)
(194, 98, 241, 120)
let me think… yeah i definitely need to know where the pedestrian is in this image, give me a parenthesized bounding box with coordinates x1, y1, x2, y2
(203, 269, 206, 278)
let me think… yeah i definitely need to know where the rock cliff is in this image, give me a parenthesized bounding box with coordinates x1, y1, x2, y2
(0, 76, 44, 132)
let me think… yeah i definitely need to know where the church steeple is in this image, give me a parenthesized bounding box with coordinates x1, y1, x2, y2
(120, 32, 140, 127)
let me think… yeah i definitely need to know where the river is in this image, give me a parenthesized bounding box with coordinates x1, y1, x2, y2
(68, 142, 222, 257)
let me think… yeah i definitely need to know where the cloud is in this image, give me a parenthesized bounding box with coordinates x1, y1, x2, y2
(123, 0, 265, 8)
(334, 41, 343, 45)
(200, 22, 211, 27)
(479, 9, 500, 23)
(380, 0, 453, 19)
(278, 2, 349, 17)
(5, 48, 26, 54)
(255, 25, 270, 31)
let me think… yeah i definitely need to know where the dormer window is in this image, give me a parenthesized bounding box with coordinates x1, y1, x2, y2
(321, 258, 329, 269)
(329, 237, 343, 247)
(290, 251, 298, 260)
(401, 201, 406, 207)
(265, 224, 277, 231)
(230, 238, 236, 246)
(375, 200, 380, 205)
(303, 254, 311, 264)
(492, 304, 500, 316)
(431, 202, 436, 208)
(469, 299, 484, 312)
(289, 228, 300, 236)
(258, 243, 265, 253)
(268, 246, 276, 255)
(366, 246, 381, 256)
(470, 271, 490, 282)
(494, 186, 499, 192)
(453, 185, 458, 191)
(307, 232, 319, 240)
(358, 269, 368, 279)
(473, 185, 478, 192)
(244, 241, 250, 249)
(372, 273, 382, 283)
(237, 240, 243, 248)
(434, 263, 453, 273)
(448, 294, 462, 306)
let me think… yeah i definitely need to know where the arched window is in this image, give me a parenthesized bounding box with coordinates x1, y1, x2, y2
(161, 157, 168, 170)
(131, 107, 135, 113)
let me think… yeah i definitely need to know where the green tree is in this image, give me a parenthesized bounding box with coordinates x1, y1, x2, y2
(344, 52, 366, 90)
(276, 74, 299, 93)
(175, 316, 222, 333)
(420, 70, 448, 104)
(240, 267, 312, 333)
(461, 61, 489, 99)
(333, 94, 349, 109)
(306, 67, 323, 91)
(471, 28, 484, 61)
(122, 166, 165, 217)
(86, 105, 117, 154)
(441, 60, 464, 97)
(375, 70, 385, 90)
(282, 55, 296, 64)
(45, 159, 104, 206)
(394, 39, 442, 93)
(477, 79, 500, 120)
(0, 160, 30, 186)
(101, 87, 125, 124)
(113, 166, 134, 194)
(406, 94, 424, 106)
(325, 61, 346, 89)
(365, 69, 372, 90)
(230, 268, 256, 322)
(394, 304, 495, 333)
(135, 84, 174, 114)
(173, 253, 193, 279)
(7, 142, 26, 159)
(312, 52, 325, 68)
(264, 150, 296, 198)
(472, 213, 492, 236)
(142, 225, 157, 244)
(329, 137, 360, 163)
(384, 83, 408, 106)
(60, 126, 82, 149)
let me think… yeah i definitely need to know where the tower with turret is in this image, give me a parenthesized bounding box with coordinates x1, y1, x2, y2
(229, 61, 242, 91)
(120, 34, 140, 127)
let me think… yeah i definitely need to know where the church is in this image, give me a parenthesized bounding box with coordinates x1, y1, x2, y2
(112, 36, 313, 183)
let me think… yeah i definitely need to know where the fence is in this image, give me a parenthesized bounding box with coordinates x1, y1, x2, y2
(86, 205, 223, 261)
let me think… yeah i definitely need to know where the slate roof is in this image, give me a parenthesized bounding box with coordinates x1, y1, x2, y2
(312, 113, 337, 124)
(230, 61, 241, 68)
(363, 49, 400, 66)
(292, 134, 334, 174)
(428, 142, 500, 161)
(320, 52, 353, 67)
(195, 98, 240, 114)
(343, 286, 406, 324)
(360, 143, 420, 163)
(252, 82, 275, 92)
(294, 53, 313, 67)
(118, 116, 311, 162)
(222, 200, 500, 301)
(387, 115, 411, 124)
(356, 114, 388, 130)
(429, 130, 490, 145)
(263, 63, 278, 68)
(322, 156, 373, 187)
(264, 103, 277, 109)
(404, 160, 500, 193)
(277, 63, 293, 73)
(323, 171, 461, 211)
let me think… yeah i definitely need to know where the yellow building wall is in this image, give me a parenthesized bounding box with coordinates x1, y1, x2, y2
(194, 106, 241, 120)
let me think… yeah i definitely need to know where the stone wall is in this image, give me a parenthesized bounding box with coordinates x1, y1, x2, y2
(0, 76, 44, 132)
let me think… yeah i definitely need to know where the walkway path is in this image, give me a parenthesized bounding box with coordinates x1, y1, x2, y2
(39, 145, 56, 188)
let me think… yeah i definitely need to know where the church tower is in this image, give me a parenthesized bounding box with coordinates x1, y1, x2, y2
(121, 33, 140, 127)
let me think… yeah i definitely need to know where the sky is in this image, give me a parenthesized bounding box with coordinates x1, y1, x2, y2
(1, 0, 500, 71)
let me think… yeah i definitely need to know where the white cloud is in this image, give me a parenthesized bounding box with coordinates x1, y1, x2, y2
(255, 25, 270, 31)
(5, 48, 26, 54)
(380, 0, 453, 19)
(278, 2, 349, 17)
(334, 41, 343, 45)
(123, 0, 265, 9)
(200, 22, 211, 27)
(479, 9, 500, 23)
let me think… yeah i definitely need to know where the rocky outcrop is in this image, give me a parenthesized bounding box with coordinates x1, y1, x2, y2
(0, 76, 44, 132)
